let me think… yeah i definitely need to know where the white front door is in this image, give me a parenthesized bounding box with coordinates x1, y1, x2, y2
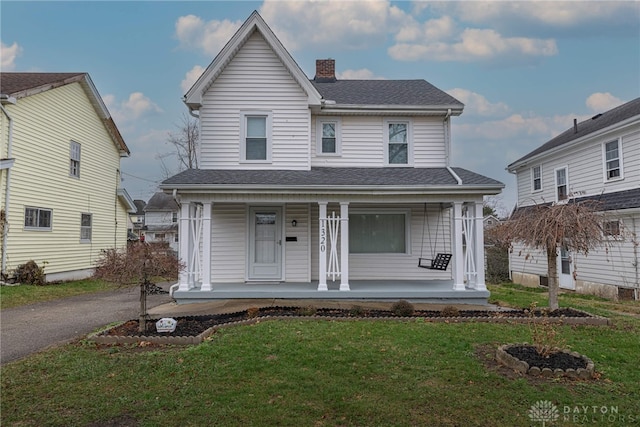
(248, 207, 283, 281)
(558, 247, 575, 290)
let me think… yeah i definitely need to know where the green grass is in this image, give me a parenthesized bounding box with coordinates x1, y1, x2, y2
(2, 283, 640, 426)
(0, 279, 114, 309)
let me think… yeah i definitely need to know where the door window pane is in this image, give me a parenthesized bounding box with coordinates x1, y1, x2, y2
(255, 213, 276, 263)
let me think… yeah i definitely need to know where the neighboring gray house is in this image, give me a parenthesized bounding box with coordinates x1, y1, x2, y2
(160, 11, 504, 303)
(143, 192, 179, 252)
(507, 97, 640, 300)
(128, 199, 146, 240)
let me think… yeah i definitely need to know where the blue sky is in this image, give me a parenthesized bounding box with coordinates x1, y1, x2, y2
(2, 0, 639, 214)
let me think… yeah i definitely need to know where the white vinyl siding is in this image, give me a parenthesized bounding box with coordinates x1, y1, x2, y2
(3, 82, 128, 276)
(211, 204, 247, 283)
(199, 31, 310, 170)
(514, 128, 640, 207)
(285, 203, 310, 282)
(310, 116, 445, 167)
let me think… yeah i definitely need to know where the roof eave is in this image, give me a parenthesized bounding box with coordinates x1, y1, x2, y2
(159, 183, 503, 195)
(508, 114, 640, 172)
(317, 104, 463, 115)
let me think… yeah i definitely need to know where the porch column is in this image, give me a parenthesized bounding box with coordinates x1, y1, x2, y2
(473, 201, 487, 291)
(452, 201, 465, 291)
(318, 202, 328, 291)
(178, 202, 192, 291)
(200, 202, 212, 292)
(339, 202, 350, 291)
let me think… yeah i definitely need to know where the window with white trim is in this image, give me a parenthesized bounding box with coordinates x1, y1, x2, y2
(604, 139, 622, 181)
(24, 207, 52, 230)
(172, 212, 178, 223)
(70, 141, 81, 178)
(385, 120, 411, 165)
(532, 165, 542, 192)
(349, 210, 409, 254)
(80, 213, 92, 242)
(555, 167, 568, 201)
(316, 118, 341, 155)
(241, 112, 272, 162)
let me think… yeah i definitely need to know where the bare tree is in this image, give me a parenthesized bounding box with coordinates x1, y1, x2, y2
(167, 112, 199, 171)
(490, 200, 607, 310)
(94, 242, 183, 332)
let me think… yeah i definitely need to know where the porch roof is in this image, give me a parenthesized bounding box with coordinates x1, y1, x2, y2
(161, 167, 503, 194)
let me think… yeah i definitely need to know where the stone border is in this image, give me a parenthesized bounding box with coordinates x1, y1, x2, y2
(496, 343, 596, 379)
(87, 308, 609, 346)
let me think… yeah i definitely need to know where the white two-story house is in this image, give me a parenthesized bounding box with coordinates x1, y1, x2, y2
(143, 192, 179, 253)
(161, 11, 504, 303)
(507, 97, 640, 300)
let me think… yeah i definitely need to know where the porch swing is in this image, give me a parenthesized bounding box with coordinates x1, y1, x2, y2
(418, 203, 452, 271)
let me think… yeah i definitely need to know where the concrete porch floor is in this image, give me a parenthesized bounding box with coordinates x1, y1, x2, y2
(170, 280, 490, 306)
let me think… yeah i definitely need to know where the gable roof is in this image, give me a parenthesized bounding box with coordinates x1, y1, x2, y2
(508, 97, 640, 171)
(183, 10, 322, 111)
(145, 192, 179, 212)
(0, 72, 130, 156)
(161, 167, 503, 194)
(513, 188, 640, 213)
(311, 80, 463, 113)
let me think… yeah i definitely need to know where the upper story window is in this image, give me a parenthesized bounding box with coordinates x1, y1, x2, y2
(385, 120, 411, 165)
(70, 141, 81, 178)
(80, 213, 92, 242)
(555, 167, 568, 201)
(603, 219, 621, 237)
(25, 207, 52, 230)
(316, 118, 341, 155)
(532, 165, 542, 192)
(172, 212, 178, 223)
(603, 139, 623, 181)
(241, 111, 272, 162)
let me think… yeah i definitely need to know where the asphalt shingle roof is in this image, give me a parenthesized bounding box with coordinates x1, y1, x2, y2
(0, 72, 86, 96)
(510, 97, 640, 168)
(310, 80, 463, 107)
(145, 192, 179, 211)
(162, 167, 502, 188)
(514, 188, 640, 213)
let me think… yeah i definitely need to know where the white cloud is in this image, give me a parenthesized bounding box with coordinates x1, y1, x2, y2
(336, 68, 386, 80)
(445, 1, 640, 28)
(259, 0, 404, 51)
(104, 92, 163, 124)
(175, 14, 243, 56)
(395, 15, 456, 43)
(181, 65, 205, 94)
(446, 89, 509, 117)
(389, 28, 557, 62)
(585, 92, 625, 113)
(1, 41, 22, 71)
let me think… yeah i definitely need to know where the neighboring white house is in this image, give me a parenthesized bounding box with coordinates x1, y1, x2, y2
(160, 11, 504, 303)
(0, 72, 135, 282)
(143, 192, 179, 252)
(507, 97, 640, 300)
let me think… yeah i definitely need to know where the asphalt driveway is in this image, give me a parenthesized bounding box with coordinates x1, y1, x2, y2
(0, 285, 173, 364)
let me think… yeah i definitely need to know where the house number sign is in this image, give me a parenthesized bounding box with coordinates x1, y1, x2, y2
(320, 220, 326, 254)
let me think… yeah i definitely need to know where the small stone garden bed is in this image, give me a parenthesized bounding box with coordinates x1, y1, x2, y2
(88, 305, 608, 346)
(496, 343, 596, 379)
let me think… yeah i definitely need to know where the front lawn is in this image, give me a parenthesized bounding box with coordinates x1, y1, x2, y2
(2, 283, 639, 426)
(0, 279, 114, 309)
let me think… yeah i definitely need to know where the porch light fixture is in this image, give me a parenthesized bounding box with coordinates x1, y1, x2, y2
(291, 219, 297, 227)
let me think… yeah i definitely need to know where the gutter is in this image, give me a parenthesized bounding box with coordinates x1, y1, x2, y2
(0, 95, 16, 276)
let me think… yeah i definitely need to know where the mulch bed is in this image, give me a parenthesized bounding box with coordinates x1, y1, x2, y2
(504, 345, 587, 370)
(99, 306, 605, 338)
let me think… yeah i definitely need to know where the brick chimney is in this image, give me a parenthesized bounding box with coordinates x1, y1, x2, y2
(314, 59, 336, 83)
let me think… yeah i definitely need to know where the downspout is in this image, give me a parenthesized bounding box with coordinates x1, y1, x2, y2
(443, 108, 452, 166)
(1, 99, 15, 277)
(633, 216, 639, 299)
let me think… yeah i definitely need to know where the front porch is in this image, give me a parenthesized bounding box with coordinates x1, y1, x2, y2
(171, 280, 490, 305)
